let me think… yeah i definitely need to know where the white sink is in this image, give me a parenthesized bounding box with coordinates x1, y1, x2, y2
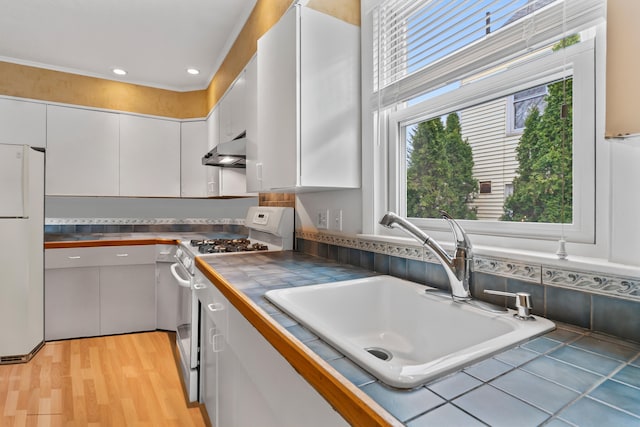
(265, 275, 555, 389)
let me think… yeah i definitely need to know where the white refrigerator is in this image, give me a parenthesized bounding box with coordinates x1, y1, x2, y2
(0, 143, 45, 362)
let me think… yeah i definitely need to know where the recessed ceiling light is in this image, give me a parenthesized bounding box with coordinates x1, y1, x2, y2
(187, 68, 200, 75)
(112, 68, 127, 76)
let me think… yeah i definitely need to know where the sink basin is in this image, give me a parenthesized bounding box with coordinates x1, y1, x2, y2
(265, 275, 555, 389)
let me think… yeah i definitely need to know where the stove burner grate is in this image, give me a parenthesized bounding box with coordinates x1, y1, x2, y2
(192, 238, 268, 253)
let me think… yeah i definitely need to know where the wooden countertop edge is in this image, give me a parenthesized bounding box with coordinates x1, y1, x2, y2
(195, 257, 402, 427)
(44, 238, 179, 249)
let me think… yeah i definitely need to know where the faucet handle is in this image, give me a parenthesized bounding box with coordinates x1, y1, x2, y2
(440, 211, 472, 251)
(483, 290, 534, 320)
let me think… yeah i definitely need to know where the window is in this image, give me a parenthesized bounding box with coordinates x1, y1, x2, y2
(504, 183, 514, 200)
(507, 84, 548, 134)
(401, 75, 574, 223)
(369, 0, 604, 243)
(479, 181, 492, 194)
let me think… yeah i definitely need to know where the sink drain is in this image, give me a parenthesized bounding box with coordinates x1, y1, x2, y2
(365, 347, 393, 361)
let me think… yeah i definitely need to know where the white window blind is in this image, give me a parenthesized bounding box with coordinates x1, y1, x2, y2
(372, 0, 605, 108)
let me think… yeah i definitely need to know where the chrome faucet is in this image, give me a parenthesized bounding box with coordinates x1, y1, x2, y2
(379, 211, 472, 302)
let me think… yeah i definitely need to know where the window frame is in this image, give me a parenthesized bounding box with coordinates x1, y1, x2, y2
(384, 39, 595, 243)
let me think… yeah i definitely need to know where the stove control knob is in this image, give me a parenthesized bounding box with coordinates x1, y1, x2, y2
(184, 257, 192, 269)
(176, 248, 183, 258)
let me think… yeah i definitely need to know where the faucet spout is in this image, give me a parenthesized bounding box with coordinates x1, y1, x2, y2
(379, 211, 472, 302)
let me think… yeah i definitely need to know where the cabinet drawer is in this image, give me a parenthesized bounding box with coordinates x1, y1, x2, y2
(195, 270, 228, 337)
(45, 245, 156, 269)
(156, 244, 177, 262)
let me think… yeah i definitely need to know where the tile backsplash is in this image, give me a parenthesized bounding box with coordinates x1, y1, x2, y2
(258, 193, 296, 208)
(296, 231, 640, 344)
(44, 217, 248, 238)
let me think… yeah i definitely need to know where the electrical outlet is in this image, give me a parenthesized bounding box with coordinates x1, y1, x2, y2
(332, 209, 343, 231)
(316, 209, 329, 229)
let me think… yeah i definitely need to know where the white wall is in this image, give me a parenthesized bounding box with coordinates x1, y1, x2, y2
(296, 189, 362, 234)
(609, 136, 640, 265)
(45, 196, 258, 219)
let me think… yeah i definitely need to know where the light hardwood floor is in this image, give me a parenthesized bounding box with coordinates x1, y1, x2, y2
(0, 332, 208, 427)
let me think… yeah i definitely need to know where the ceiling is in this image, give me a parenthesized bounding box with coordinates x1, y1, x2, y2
(0, 0, 258, 92)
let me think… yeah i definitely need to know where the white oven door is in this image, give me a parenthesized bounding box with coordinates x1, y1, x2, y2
(171, 262, 197, 368)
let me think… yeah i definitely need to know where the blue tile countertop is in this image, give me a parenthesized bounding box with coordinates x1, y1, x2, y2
(200, 251, 640, 427)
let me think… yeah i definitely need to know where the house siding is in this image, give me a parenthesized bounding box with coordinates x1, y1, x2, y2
(460, 98, 521, 221)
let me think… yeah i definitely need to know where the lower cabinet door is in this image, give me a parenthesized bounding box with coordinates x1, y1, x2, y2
(45, 267, 100, 340)
(199, 306, 219, 426)
(99, 265, 156, 335)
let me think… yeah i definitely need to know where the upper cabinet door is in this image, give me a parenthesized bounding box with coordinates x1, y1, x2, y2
(206, 108, 220, 197)
(299, 7, 360, 189)
(0, 98, 46, 147)
(245, 56, 260, 194)
(257, 5, 360, 192)
(46, 105, 119, 196)
(257, 6, 298, 191)
(119, 115, 180, 197)
(181, 120, 209, 197)
(219, 71, 247, 143)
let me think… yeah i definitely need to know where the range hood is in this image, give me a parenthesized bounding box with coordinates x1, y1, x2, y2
(202, 131, 246, 168)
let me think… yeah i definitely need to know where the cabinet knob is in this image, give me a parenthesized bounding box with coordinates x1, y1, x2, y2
(207, 302, 224, 312)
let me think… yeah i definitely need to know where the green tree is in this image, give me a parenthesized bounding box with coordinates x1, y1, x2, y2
(444, 114, 478, 218)
(407, 113, 477, 219)
(502, 78, 573, 222)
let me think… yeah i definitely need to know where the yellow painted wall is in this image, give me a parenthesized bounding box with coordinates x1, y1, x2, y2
(307, 0, 360, 26)
(206, 0, 293, 113)
(0, 61, 206, 119)
(0, 0, 360, 119)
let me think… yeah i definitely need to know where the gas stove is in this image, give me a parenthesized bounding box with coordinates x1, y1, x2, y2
(191, 238, 270, 254)
(175, 206, 295, 275)
(172, 206, 294, 403)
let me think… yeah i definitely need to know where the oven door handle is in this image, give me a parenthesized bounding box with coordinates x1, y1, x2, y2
(170, 263, 192, 288)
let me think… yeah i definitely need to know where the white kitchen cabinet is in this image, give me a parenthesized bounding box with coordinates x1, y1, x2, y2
(181, 120, 209, 197)
(256, 5, 360, 192)
(119, 114, 181, 197)
(219, 71, 246, 143)
(44, 245, 157, 340)
(100, 264, 156, 335)
(200, 303, 221, 426)
(44, 267, 100, 340)
(245, 56, 260, 193)
(197, 271, 228, 426)
(220, 169, 252, 197)
(216, 68, 253, 197)
(45, 245, 156, 269)
(206, 108, 220, 197)
(0, 97, 46, 147)
(205, 103, 254, 197)
(46, 105, 119, 196)
(196, 270, 348, 427)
